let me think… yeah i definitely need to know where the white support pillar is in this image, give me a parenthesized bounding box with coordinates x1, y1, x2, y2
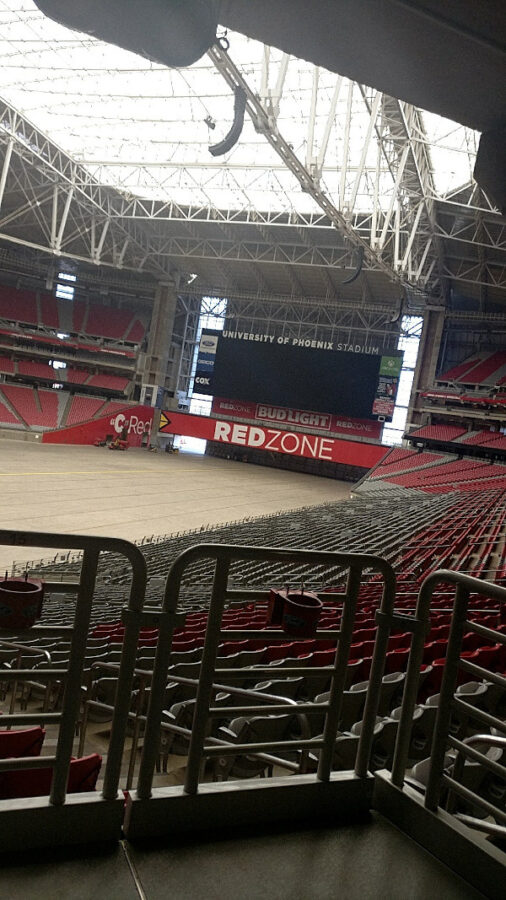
(422, 258, 437, 287)
(0, 138, 14, 212)
(90, 215, 96, 258)
(348, 91, 381, 214)
(316, 76, 342, 175)
(50, 185, 58, 249)
(94, 219, 110, 264)
(142, 279, 179, 397)
(415, 238, 433, 282)
(394, 202, 401, 270)
(269, 53, 290, 119)
(55, 187, 74, 253)
(370, 138, 382, 249)
(378, 144, 409, 250)
(306, 67, 320, 171)
(401, 202, 424, 272)
(260, 45, 270, 100)
(339, 82, 353, 210)
(117, 238, 130, 268)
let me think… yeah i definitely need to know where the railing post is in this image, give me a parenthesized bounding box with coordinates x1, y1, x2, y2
(390, 575, 434, 788)
(101, 547, 147, 800)
(50, 546, 98, 806)
(184, 555, 230, 794)
(136, 557, 187, 800)
(355, 564, 397, 777)
(317, 564, 361, 782)
(134, 544, 396, 804)
(425, 583, 469, 812)
(0, 530, 147, 809)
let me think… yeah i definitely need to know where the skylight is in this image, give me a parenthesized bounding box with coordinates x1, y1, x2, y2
(0, 1, 479, 217)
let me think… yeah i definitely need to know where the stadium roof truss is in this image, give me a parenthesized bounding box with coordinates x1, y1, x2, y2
(0, 3, 504, 308)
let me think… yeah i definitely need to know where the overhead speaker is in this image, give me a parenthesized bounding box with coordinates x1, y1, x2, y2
(34, 0, 219, 68)
(474, 126, 506, 216)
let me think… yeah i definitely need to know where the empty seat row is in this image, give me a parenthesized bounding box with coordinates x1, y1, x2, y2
(0, 283, 146, 344)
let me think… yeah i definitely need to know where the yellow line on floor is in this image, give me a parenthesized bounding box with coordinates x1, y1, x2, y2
(0, 470, 161, 476)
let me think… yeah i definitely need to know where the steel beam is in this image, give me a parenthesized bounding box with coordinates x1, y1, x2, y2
(208, 43, 416, 292)
(0, 137, 14, 212)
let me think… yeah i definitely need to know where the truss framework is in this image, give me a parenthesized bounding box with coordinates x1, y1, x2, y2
(0, 40, 503, 301)
(0, 100, 169, 275)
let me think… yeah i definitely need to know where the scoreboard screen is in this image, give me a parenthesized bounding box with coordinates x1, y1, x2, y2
(195, 330, 403, 421)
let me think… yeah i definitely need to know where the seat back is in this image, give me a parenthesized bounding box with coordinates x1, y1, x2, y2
(0, 753, 102, 799)
(0, 726, 45, 759)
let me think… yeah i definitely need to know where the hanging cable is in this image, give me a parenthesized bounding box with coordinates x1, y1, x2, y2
(208, 86, 247, 157)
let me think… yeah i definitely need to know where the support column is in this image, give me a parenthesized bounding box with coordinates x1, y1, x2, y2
(407, 307, 445, 427)
(140, 280, 179, 433)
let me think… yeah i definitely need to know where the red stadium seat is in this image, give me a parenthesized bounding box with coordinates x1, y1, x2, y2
(0, 727, 45, 759)
(384, 648, 411, 675)
(0, 754, 102, 799)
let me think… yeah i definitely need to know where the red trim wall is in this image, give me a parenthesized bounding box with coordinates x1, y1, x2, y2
(211, 397, 382, 440)
(42, 406, 154, 446)
(159, 410, 388, 468)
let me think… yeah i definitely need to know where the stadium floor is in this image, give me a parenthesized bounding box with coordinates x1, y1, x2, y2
(0, 441, 349, 573)
(1, 813, 485, 900)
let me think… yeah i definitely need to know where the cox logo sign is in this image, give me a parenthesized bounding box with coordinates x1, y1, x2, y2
(111, 413, 152, 436)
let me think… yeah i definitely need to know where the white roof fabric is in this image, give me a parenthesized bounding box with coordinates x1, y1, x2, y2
(0, 1, 478, 214)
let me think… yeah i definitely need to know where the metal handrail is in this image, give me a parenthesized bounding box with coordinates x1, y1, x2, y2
(0, 639, 53, 716)
(78, 663, 313, 787)
(391, 569, 506, 790)
(0, 640, 51, 662)
(0, 529, 147, 806)
(134, 543, 397, 800)
(390, 569, 506, 834)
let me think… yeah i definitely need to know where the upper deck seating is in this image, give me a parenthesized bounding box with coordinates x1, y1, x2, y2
(65, 368, 90, 385)
(437, 355, 483, 382)
(1, 384, 59, 428)
(86, 374, 129, 392)
(85, 306, 136, 341)
(39, 293, 59, 329)
(17, 360, 55, 380)
(438, 351, 506, 386)
(0, 285, 38, 326)
(409, 425, 467, 442)
(66, 395, 108, 426)
(0, 397, 20, 425)
(0, 356, 15, 375)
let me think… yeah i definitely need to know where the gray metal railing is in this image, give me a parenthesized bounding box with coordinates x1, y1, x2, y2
(134, 543, 399, 800)
(390, 569, 506, 837)
(78, 662, 315, 788)
(0, 639, 52, 714)
(0, 529, 147, 806)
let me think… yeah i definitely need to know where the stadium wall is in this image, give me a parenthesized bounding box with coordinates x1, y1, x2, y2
(42, 406, 154, 446)
(159, 410, 388, 468)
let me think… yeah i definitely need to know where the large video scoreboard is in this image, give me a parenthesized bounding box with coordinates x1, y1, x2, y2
(194, 330, 403, 421)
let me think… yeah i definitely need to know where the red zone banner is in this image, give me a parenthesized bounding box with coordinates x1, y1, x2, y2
(211, 398, 382, 440)
(42, 406, 154, 446)
(159, 411, 388, 468)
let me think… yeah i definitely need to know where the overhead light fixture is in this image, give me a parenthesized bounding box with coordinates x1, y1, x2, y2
(187, 273, 198, 284)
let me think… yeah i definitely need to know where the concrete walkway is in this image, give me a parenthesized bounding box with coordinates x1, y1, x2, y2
(0, 814, 485, 900)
